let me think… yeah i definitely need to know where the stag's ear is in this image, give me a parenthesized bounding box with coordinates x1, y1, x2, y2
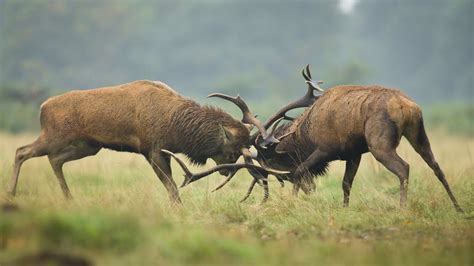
(220, 124, 234, 144)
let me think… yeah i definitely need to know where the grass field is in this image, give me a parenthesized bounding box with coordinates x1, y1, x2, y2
(0, 131, 473, 265)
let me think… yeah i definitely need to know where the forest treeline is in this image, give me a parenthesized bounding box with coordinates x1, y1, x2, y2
(0, 0, 472, 134)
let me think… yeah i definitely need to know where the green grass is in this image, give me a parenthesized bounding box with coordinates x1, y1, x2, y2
(0, 132, 473, 265)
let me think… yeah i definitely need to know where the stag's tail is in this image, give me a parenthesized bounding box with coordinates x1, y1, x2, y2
(403, 111, 464, 213)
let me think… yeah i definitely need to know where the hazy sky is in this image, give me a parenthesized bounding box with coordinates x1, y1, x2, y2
(339, 0, 359, 14)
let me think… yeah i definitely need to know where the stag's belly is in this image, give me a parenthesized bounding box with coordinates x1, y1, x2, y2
(88, 134, 142, 153)
(336, 135, 369, 160)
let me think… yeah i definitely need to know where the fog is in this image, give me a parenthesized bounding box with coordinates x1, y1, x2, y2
(0, 0, 472, 131)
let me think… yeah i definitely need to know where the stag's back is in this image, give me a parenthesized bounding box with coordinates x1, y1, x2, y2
(39, 80, 195, 152)
(296, 85, 422, 154)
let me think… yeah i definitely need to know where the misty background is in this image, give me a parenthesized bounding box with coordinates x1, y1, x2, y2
(0, 0, 472, 133)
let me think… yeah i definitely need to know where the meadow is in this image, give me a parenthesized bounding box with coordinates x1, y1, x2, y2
(0, 131, 473, 265)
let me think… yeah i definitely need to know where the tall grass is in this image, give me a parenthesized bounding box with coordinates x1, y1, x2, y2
(0, 132, 473, 265)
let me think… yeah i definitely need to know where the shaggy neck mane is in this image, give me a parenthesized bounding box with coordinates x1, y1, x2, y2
(170, 103, 231, 165)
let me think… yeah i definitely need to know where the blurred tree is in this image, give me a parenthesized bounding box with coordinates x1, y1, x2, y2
(353, 0, 473, 102)
(0, 0, 472, 132)
(0, 0, 342, 98)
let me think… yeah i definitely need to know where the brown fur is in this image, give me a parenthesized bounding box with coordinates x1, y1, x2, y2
(7, 80, 249, 203)
(261, 85, 463, 212)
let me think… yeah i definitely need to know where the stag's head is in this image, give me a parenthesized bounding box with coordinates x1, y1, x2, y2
(207, 93, 278, 175)
(210, 120, 249, 174)
(249, 64, 325, 192)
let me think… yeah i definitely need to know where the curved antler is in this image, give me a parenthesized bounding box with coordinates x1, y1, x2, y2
(256, 117, 286, 147)
(208, 93, 279, 148)
(302, 64, 324, 93)
(162, 149, 289, 188)
(212, 149, 270, 203)
(250, 64, 324, 145)
(265, 65, 323, 128)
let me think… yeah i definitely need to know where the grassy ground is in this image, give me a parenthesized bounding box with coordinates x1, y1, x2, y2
(0, 132, 473, 266)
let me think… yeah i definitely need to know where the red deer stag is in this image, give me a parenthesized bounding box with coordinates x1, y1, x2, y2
(261, 65, 463, 212)
(6, 80, 280, 203)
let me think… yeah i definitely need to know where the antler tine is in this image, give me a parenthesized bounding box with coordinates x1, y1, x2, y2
(303, 65, 324, 93)
(240, 177, 269, 203)
(284, 114, 296, 121)
(302, 64, 311, 81)
(212, 171, 237, 192)
(261, 180, 269, 203)
(213, 157, 265, 194)
(163, 149, 290, 188)
(212, 148, 284, 204)
(257, 117, 285, 147)
(258, 94, 316, 133)
(269, 117, 285, 136)
(242, 150, 268, 203)
(305, 64, 312, 79)
(213, 148, 261, 193)
(250, 64, 324, 141)
(161, 149, 194, 187)
(252, 155, 286, 187)
(213, 148, 270, 202)
(208, 93, 278, 148)
(244, 150, 268, 204)
(240, 179, 258, 203)
(208, 93, 250, 113)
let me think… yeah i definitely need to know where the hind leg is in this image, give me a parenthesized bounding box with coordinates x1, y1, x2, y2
(342, 155, 361, 207)
(366, 116, 409, 207)
(48, 141, 100, 199)
(370, 149, 409, 207)
(8, 138, 48, 196)
(406, 125, 463, 212)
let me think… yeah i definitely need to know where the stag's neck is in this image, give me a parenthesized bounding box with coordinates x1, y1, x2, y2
(170, 104, 226, 165)
(272, 114, 315, 155)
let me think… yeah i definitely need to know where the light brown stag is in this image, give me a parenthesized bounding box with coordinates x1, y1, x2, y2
(7, 80, 279, 203)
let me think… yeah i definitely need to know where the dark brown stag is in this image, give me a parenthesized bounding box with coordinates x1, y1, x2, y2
(7, 80, 278, 203)
(263, 65, 463, 212)
(178, 65, 464, 212)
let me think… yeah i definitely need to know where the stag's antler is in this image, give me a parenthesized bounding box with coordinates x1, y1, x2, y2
(162, 149, 289, 188)
(250, 64, 324, 147)
(239, 149, 269, 203)
(258, 65, 324, 133)
(302, 64, 324, 93)
(212, 147, 286, 203)
(208, 93, 279, 148)
(256, 117, 287, 148)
